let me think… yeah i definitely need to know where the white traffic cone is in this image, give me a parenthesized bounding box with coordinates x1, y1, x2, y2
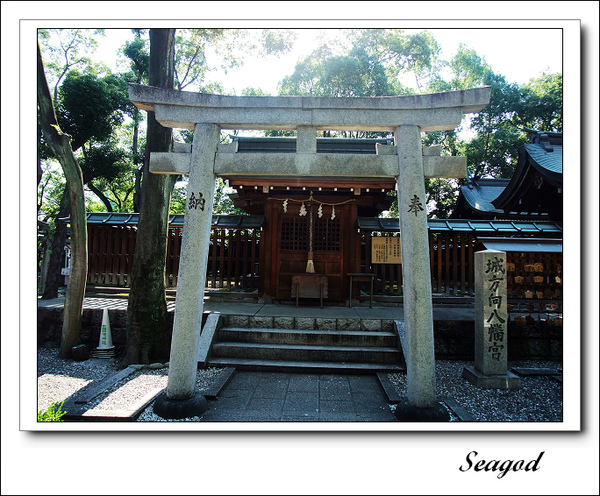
(91, 308, 115, 358)
(98, 308, 113, 348)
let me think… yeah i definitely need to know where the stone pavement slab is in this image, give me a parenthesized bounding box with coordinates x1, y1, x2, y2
(199, 370, 397, 422)
(38, 295, 475, 322)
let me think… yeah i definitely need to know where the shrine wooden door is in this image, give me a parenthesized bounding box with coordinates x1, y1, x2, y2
(273, 201, 353, 302)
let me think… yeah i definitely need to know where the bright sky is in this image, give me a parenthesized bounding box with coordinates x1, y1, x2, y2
(93, 26, 563, 95)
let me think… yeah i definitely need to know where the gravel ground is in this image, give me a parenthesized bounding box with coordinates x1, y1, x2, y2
(37, 347, 224, 421)
(37, 347, 562, 422)
(390, 359, 563, 422)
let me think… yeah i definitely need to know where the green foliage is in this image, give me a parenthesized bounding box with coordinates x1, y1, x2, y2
(465, 72, 531, 178)
(349, 29, 442, 92)
(425, 178, 461, 219)
(446, 43, 492, 90)
(122, 36, 149, 84)
(516, 73, 562, 132)
(278, 38, 398, 98)
(169, 183, 188, 214)
(38, 28, 563, 222)
(38, 28, 106, 99)
(38, 161, 66, 221)
(56, 70, 131, 151)
(80, 142, 130, 182)
(259, 29, 296, 56)
(241, 87, 271, 96)
(38, 401, 66, 422)
(174, 29, 238, 90)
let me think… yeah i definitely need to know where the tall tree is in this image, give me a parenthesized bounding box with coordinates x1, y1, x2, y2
(38, 64, 131, 298)
(122, 31, 150, 212)
(123, 29, 177, 365)
(37, 44, 88, 358)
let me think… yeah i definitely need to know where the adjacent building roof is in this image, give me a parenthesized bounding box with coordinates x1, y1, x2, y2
(476, 237, 562, 253)
(357, 217, 562, 235)
(491, 132, 562, 216)
(452, 131, 562, 221)
(452, 178, 511, 219)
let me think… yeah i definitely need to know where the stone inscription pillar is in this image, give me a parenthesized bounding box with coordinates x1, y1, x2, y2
(462, 250, 521, 389)
(394, 125, 436, 409)
(166, 123, 220, 399)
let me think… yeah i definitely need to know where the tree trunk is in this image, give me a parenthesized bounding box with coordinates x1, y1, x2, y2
(132, 107, 142, 213)
(123, 29, 177, 365)
(37, 44, 88, 359)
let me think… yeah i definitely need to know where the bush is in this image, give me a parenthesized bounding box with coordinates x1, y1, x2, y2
(38, 401, 66, 422)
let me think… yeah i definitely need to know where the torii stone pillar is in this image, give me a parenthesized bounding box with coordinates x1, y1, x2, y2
(128, 83, 491, 420)
(153, 123, 220, 419)
(394, 125, 440, 417)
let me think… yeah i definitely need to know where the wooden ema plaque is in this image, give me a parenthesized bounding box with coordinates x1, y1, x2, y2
(371, 236, 402, 264)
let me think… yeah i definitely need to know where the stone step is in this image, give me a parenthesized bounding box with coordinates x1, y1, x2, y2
(221, 315, 395, 333)
(206, 356, 406, 374)
(211, 341, 403, 364)
(217, 327, 398, 347)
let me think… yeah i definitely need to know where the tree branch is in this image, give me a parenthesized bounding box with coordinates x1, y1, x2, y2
(87, 181, 113, 212)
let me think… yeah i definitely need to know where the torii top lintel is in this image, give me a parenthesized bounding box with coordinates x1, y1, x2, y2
(128, 84, 491, 133)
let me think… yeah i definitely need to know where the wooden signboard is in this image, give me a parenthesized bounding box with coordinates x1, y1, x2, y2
(371, 236, 402, 264)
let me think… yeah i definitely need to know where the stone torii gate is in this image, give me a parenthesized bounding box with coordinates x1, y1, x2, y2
(128, 84, 491, 420)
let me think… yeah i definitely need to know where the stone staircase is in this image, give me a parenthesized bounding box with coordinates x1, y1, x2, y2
(203, 314, 406, 374)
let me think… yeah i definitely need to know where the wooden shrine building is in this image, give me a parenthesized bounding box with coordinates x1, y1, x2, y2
(83, 132, 564, 305)
(225, 136, 396, 303)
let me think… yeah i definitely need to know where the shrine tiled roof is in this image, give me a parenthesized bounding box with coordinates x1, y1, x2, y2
(85, 212, 561, 235)
(233, 136, 393, 154)
(85, 213, 265, 229)
(452, 131, 562, 220)
(476, 237, 562, 253)
(357, 217, 562, 234)
(454, 178, 510, 217)
(523, 142, 562, 177)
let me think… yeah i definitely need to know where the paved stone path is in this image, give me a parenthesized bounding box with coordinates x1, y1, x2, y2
(200, 370, 397, 422)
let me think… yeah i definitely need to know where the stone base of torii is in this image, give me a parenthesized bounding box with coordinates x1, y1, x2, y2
(128, 84, 491, 421)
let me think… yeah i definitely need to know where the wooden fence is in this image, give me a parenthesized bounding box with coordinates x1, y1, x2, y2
(361, 231, 562, 300)
(87, 224, 561, 301)
(361, 231, 477, 297)
(87, 224, 137, 287)
(87, 224, 260, 291)
(165, 227, 261, 290)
